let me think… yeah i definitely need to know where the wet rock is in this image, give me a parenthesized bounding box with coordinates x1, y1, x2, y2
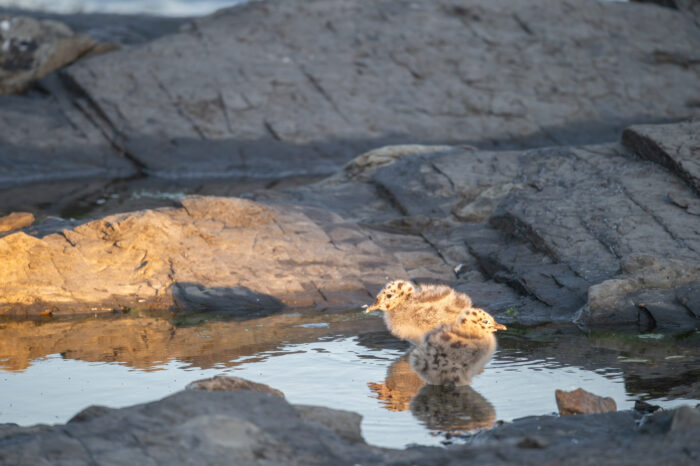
(59, 0, 700, 178)
(555, 387, 617, 416)
(623, 120, 700, 194)
(0, 16, 95, 94)
(187, 375, 285, 398)
(574, 255, 700, 331)
(0, 211, 33, 233)
(294, 405, 364, 444)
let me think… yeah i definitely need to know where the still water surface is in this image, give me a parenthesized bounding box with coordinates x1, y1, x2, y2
(0, 309, 697, 448)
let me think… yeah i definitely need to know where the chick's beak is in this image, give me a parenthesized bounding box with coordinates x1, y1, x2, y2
(494, 322, 507, 331)
(365, 302, 382, 313)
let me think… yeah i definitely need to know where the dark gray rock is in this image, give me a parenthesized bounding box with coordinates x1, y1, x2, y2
(0, 94, 138, 190)
(60, 0, 700, 178)
(0, 388, 697, 465)
(623, 120, 700, 194)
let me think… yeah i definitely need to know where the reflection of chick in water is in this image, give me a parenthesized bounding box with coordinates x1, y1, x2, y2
(410, 308, 506, 387)
(411, 384, 495, 433)
(368, 355, 496, 434)
(367, 355, 425, 411)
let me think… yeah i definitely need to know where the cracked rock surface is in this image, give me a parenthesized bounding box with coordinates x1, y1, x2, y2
(2, 0, 699, 194)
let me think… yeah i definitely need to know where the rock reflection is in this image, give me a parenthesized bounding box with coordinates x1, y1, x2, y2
(368, 354, 495, 434)
(0, 310, 384, 372)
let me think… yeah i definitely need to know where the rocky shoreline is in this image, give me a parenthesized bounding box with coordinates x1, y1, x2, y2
(0, 381, 698, 465)
(0, 0, 699, 463)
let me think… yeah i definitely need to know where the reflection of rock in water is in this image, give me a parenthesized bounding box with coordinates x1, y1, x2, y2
(0, 310, 385, 372)
(368, 355, 425, 411)
(410, 384, 496, 433)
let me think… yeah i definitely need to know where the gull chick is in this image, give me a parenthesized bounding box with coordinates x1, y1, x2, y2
(366, 280, 474, 344)
(409, 308, 506, 387)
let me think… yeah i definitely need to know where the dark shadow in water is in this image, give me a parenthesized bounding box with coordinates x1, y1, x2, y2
(368, 354, 495, 434)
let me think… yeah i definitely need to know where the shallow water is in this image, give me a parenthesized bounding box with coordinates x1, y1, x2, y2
(0, 309, 698, 448)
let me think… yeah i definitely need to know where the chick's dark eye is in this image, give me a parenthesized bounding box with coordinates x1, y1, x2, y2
(386, 294, 393, 298)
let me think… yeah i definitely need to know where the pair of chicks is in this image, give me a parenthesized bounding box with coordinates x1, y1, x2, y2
(366, 280, 506, 387)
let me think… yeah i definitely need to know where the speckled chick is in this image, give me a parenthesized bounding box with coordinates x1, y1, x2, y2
(409, 307, 506, 387)
(366, 280, 475, 344)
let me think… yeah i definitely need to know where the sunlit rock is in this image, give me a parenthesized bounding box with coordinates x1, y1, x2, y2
(555, 387, 617, 416)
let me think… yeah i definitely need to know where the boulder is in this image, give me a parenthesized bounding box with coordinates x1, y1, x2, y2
(0, 195, 432, 316)
(0, 16, 95, 94)
(574, 255, 700, 331)
(187, 376, 285, 398)
(555, 387, 617, 416)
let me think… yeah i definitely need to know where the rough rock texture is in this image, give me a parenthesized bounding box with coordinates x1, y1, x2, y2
(294, 405, 365, 444)
(0, 16, 95, 94)
(622, 120, 700, 194)
(0, 211, 33, 233)
(555, 387, 617, 415)
(3, 121, 700, 332)
(57, 0, 700, 178)
(0, 388, 697, 465)
(186, 376, 285, 398)
(574, 255, 700, 331)
(0, 195, 447, 316)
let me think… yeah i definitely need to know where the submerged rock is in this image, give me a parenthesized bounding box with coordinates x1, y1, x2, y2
(555, 387, 617, 416)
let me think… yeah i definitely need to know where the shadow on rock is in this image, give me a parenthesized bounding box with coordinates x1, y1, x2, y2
(172, 282, 286, 320)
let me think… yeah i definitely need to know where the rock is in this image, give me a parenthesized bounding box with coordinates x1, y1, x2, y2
(0, 389, 697, 465)
(634, 400, 661, 414)
(59, 0, 700, 178)
(0, 16, 95, 94)
(0, 211, 33, 233)
(186, 376, 285, 398)
(622, 120, 700, 194)
(0, 195, 419, 316)
(0, 8, 189, 45)
(555, 388, 617, 416)
(670, 405, 700, 433)
(294, 405, 364, 444)
(574, 255, 700, 331)
(0, 93, 138, 190)
(68, 405, 112, 423)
